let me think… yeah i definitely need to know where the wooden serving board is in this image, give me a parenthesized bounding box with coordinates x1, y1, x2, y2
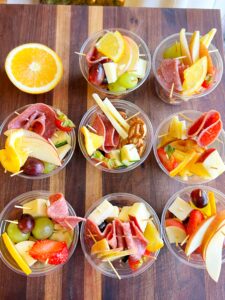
(0, 4, 225, 300)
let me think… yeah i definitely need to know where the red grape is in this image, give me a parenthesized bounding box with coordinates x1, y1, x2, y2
(23, 158, 44, 176)
(88, 63, 105, 86)
(18, 214, 35, 233)
(191, 189, 208, 208)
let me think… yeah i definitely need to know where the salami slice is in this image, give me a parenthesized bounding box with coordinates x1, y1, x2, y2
(54, 216, 86, 230)
(106, 220, 117, 249)
(129, 221, 148, 262)
(92, 113, 119, 153)
(47, 193, 69, 219)
(8, 103, 56, 139)
(115, 219, 126, 250)
(157, 59, 183, 92)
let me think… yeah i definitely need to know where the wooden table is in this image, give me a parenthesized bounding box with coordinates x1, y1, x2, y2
(0, 4, 225, 300)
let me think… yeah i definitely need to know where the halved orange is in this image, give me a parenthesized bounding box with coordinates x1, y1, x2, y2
(5, 43, 63, 94)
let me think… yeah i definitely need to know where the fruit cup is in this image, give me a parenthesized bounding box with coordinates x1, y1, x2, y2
(153, 110, 225, 184)
(152, 31, 223, 104)
(78, 99, 153, 173)
(79, 28, 151, 97)
(80, 193, 163, 279)
(0, 191, 79, 276)
(0, 104, 76, 179)
(161, 185, 225, 281)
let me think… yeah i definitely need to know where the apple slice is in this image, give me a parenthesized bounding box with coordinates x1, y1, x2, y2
(20, 136, 61, 166)
(166, 226, 187, 244)
(189, 31, 200, 63)
(124, 36, 139, 72)
(202, 210, 225, 260)
(180, 28, 192, 66)
(204, 225, 225, 282)
(96, 247, 123, 259)
(200, 28, 217, 48)
(185, 215, 215, 256)
(4, 128, 46, 141)
(118, 206, 131, 222)
(99, 249, 135, 262)
(165, 219, 187, 243)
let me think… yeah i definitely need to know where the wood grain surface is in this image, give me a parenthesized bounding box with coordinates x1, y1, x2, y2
(0, 5, 225, 300)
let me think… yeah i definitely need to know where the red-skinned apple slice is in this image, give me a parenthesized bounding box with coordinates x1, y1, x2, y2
(204, 225, 225, 282)
(165, 219, 187, 243)
(202, 210, 225, 260)
(185, 215, 215, 256)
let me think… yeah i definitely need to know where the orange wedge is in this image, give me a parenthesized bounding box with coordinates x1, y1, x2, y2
(5, 43, 63, 94)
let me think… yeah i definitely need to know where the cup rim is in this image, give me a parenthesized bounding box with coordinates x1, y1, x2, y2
(0, 104, 76, 180)
(161, 185, 225, 269)
(79, 27, 151, 96)
(80, 192, 162, 279)
(0, 190, 79, 277)
(152, 32, 224, 99)
(153, 109, 225, 184)
(78, 99, 154, 173)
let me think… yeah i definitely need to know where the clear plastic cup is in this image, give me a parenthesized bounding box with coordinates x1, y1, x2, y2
(161, 185, 225, 269)
(0, 104, 76, 179)
(80, 193, 162, 279)
(0, 190, 79, 277)
(153, 110, 225, 184)
(78, 100, 154, 173)
(152, 33, 223, 105)
(79, 28, 151, 97)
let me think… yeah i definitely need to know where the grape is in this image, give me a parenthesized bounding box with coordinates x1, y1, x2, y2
(88, 63, 105, 86)
(118, 72, 138, 89)
(18, 214, 35, 234)
(7, 222, 30, 243)
(23, 158, 44, 176)
(108, 82, 126, 92)
(32, 217, 54, 240)
(191, 189, 208, 208)
(98, 221, 107, 232)
(43, 162, 56, 174)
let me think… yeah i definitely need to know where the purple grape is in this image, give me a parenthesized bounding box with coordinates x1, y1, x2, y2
(23, 157, 44, 176)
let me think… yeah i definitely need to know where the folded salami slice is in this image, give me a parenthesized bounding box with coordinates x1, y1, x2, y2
(85, 219, 112, 243)
(106, 220, 117, 249)
(92, 113, 119, 153)
(47, 193, 69, 219)
(8, 103, 56, 139)
(157, 59, 183, 92)
(130, 221, 148, 261)
(115, 219, 126, 250)
(187, 110, 222, 146)
(54, 216, 86, 230)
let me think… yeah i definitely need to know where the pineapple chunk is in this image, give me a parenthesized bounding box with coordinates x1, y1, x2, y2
(23, 198, 48, 218)
(118, 206, 131, 222)
(168, 116, 186, 139)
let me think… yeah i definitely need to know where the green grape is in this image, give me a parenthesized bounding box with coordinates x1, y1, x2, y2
(7, 222, 30, 243)
(118, 72, 138, 89)
(108, 82, 126, 92)
(43, 162, 57, 174)
(32, 217, 54, 240)
(163, 41, 182, 59)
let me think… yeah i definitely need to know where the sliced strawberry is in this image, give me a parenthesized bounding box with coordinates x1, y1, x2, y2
(29, 240, 69, 265)
(128, 257, 143, 271)
(186, 210, 204, 236)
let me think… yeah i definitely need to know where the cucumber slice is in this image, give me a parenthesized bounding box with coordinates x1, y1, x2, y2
(43, 162, 57, 174)
(121, 144, 140, 164)
(51, 130, 71, 147)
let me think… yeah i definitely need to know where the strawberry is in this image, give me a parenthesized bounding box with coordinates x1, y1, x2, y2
(29, 240, 69, 265)
(186, 210, 204, 236)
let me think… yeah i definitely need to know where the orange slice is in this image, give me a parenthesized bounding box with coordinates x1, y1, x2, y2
(5, 43, 63, 94)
